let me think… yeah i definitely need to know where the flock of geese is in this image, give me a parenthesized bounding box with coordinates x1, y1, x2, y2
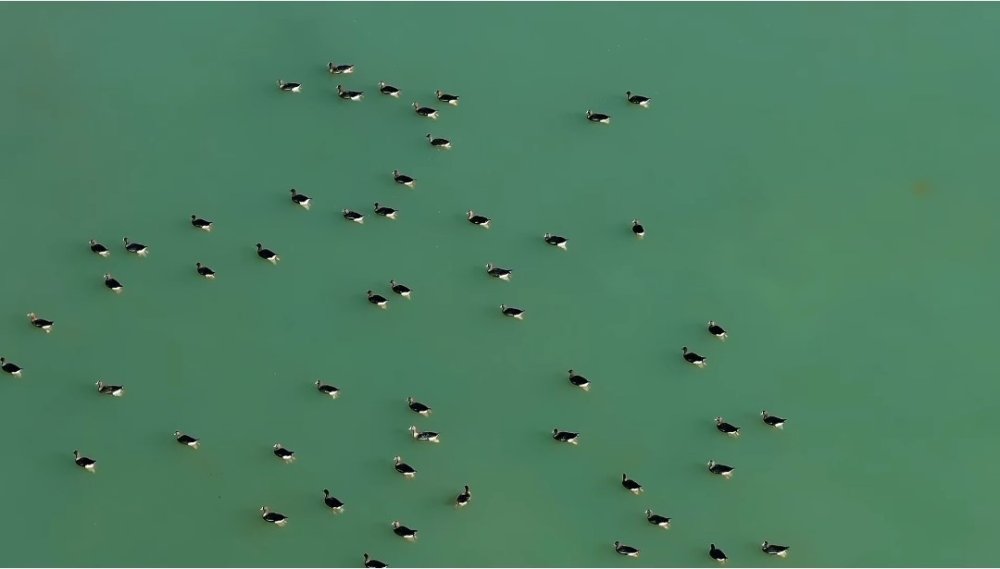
(6, 59, 794, 568)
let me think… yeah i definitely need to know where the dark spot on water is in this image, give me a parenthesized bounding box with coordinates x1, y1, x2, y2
(913, 181, 931, 197)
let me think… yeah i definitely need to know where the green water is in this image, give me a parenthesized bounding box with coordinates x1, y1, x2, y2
(2, 2, 999, 567)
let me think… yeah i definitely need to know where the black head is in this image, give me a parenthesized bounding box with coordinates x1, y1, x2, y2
(256, 243, 262, 249)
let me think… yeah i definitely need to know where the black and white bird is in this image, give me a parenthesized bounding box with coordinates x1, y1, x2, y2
(1, 357, 22, 378)
(378, 81, 400, 97)
(337, 84, 364, 101)
(374, 202, 398, 220)
(426, 134, 451, 149)
(761, 541, 790, 558)
(567, 370, 591, 391)
(393, 456, 416, 478)
(626, 91, 651, 107)
(96, 380, 124, 397)
(315, 380, 340, 398)
(710, 544, 728, 563)
(328, 62, 355, 74)
(707, 460, 734, 478)
(413, 103, 438, 119)
(614, 542, 640, 558)
(645, 509, 671, 529)
(715, 417, 740, 437)
(256, 243, 279, 264)
(586, 110, 611, 124)
(260, 506, 288, 526)
(343, 209, 364, 223)
(290, 188, 311, 209)
(27, 313, 53, 333)
(90, 239, 110, 257)
(123, 237, 148, 256)
(543, 233, 568, 249)
(467, 211, 490, 228)
(435, 90, 459, 105)
(407, 397, 431, 416)
(195, 262, 216, 279)
(622, 473, 643, 494)
(175, 431, 200, 449)
(762, 410, 786, 429)
(500, 304, 524, 319)
(191, 214, 213, 231)
(708, 321, 728, 340)
(391, 521, 418, 541)
(392, 170, 415, 188)
(456, 485, 472, 507)
(409, 425, 440, 443)
(367, 290, 389, 309)
(277, 80, 301, 93)
(323, 489, 345, 513)
(682, 346, 707, 367)
(552, 429, 579, 445)
(363, 554, 388, 569)
(485, 264, 512, 281)
(103, 273, 123, 293)
(73, 450, 96, 472)
(631, 219, 645, 238)
(390, 280, 412, 299)
(273, 443, 295, 462)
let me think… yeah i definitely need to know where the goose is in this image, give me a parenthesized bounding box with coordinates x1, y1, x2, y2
(378, 81, 400, 97)
(626, 91, 651, 107)
(558, 370, 589, 393)
(645, 509, 671, 529)
(552, 429, 579, 445)
(328, 62, 355, 74)
(710, 544, 728, 563)
(391, 521, 418, 541)
(413, 103, 439, 119)
(337, 84, 364, 101)
(256, 243, 279, 264)
(500, 304, 524, 319)
(435, 90, 459, 105)
(485, 264, 512, 281)
(707, 460, 734, 478)
(104, 273, 123, 293)
(191, 214, 213, 231)
(73, 450, 96, 472)
(89, 239, 110, 257)
(622, 473, 643, 494)
(27, 313, 53, 333)
(426, 134, 451, 149)
(407, 397, 431, 416)
(393, 455, 416, 478)
(456, 485, 472, 507)
(95, 381, 124, 397)
(409, 425, 440, 443)
(614, 542, 640, 558)
(390, 280, 412, 299)
(708, 321, 728, 340)
(367, 290, 389, 309)
(682, 346, 707, 367)
(323, 489, 345, 513)
(586, 110, 611, 124)
(762, 410, 786, 429)
(175, 431, 200, 449)
(364, 554, 388, 569)
(543, 233, 568, 249)
(290, 188, 311, 209)
(467, 211, 490, 228)
(343, 209, 364, 223)
(715, 417, 740, 437)
(373, 202, 398, 220)
(273, 443, 295, 462)
(761, 541, 790, 557)
(260, 506, 288, 526)
(631, 219, 645, 238)
(123, 237, 148, 256)
(315, 380, 340, 398)
(195, 262, 216, 279)
(1, 357, 22, 377)
(276, 80, 301, 93)
(392, 170, 415, 188)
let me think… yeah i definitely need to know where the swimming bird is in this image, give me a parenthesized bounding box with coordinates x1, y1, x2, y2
(500, 304, 524, 319)
(390, 280, 412, 299)
(367, 290, 389, 309)
(715, 417, 740, 437)
(391, 521, 418, 541)
(626, 91, 651, 107)
(622, 473, 643, 494)
(191, 214, 213, 231)
(175, 431, 200, 449)
(273, 443, 295, 462)
(364, 554, 388, 568)
(682, 346, 707, 367)
(614, 542, 640, 558)
(343, 209, 364, 223)
(337, 84, 364, 101)
(392, 170, 415, 188)
(195, 262, 216, 279)
(710, 544, 728, 563)
(435, 90, 459, 105)
(413, 103, 439, 119)
(552, 428, 579, 445)
(373, 202, 398, 220)
(393, 456, 416, 478)
(27, 313, 53, 333)
(89, 240, 110, 257)
(1, 357, 22, 378)
(485, 264, 512, 281)
(467, 211, 490, 228)
(95, 380, 124, 397)
(761, 541, 790, 557)
(543, 233, 568, 249)
(407, 397, 431, 416)
(708, 321, 728, 340)
(73, 450, 96, 472)
(323, 489, 345, 513)
(290, 188, 311, 209)
(631, 219, 645, 238)
(456, 485, 472, 507)
(315, 380, 340, 398)
(378, 81, 400, 97)
(645, 509, 671, 529)
(103, 273, 123, 293)
(123, 237, 148, 256)
(762, 410, 786, 429)
(409, 425, 440, 443)
(426, 134, 451, 149)
(586, 110, 611, 124)
(328, 62, 355, 74)
(567, 370, 591, 391)
(260, 506, 288, 526)
(707, 460, 734, 478)
(277, 80, 301, 93)
(256, 243, 279, 264)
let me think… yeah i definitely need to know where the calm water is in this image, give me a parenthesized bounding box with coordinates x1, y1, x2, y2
(1, 2, 999, 567)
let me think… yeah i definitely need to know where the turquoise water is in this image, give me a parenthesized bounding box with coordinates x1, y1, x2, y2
(2, 2, 999, 567)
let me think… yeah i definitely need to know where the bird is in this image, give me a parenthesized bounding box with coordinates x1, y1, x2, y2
(343, 209, 365, 223)
(645, 509, 671, 529)
(485, 264, 512, 281)
(407, 397, 431, 416)
(273, 443, 295, 462)
(104, 273, 123, 293)
(27, 313, 53, 333)
(89, 239, 110, 257)
(364, 554, 388, 568)
(715, 417, 740, 437)
(1, 357, 22, 378)
(552, 428, 579, 445)
(762, 410, 786, 429)
(276, 80, 301, 93)
(378, 81, 400, 97)
(175, 431, 200, 449)
(413, 103, 439, 119)
(761, 541, 790, 557)
(392, 170, 415, 188)
(390, 280, 412, 299)
(373, 202, 398, 220)
(614, 542, 640, 558)
(456, 485, 472, 507)
(682, 346, 707, 367)
(586, 110, 611, 124)
(543, 233, 568, 249)
(315, 380, 340, 398)
(393, 456, 416, 478)
(707, 460, 734, 478)
(95, 380, 124, 397)
(409, 425, 440, 443)
(622, 473, 643, 494)
(260, 506, 288, 526)
(195, 262, 216, 279)
(367, 290, 389, 309)
(467, 211, 490, 228)
(123, 237, 148, 256)
(327, 62, 355, 74)
(191, 214, 213, 231)
(710, 544, 728, 563)
(256, 243, 279, 264)
(631, 219, 645, 238)
(500, 304, 524, 319)
(73, 450, 96, 472)
(290, 188, 311, 209)
(626, 91, 651, 107)
(435, 90, 459, 105)
(322, 489, 345, 513)
(426, 134, 451, 149)
(337, 84, 364, 101)
(708, 321, 728, 340)
(391, 521, 418, 541)
(567, 370, 591, 391)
